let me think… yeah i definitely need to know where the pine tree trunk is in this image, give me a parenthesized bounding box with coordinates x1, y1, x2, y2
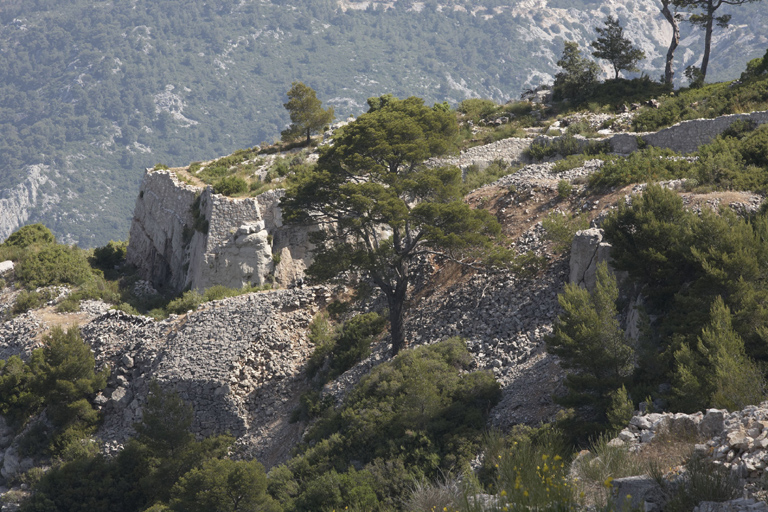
(701, 4, 714, 79)
(387, 279, 408, 356)
(661, 0, 680, 84)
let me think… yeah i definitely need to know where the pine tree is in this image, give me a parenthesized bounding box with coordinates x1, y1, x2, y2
(590, 16, 646, 79)
(281, 82, 335, 144)
(673, 0, 764, 80)
(546, 262, 634, 422)
(673, 296, 766, 411)
(552, 41, 600, 101)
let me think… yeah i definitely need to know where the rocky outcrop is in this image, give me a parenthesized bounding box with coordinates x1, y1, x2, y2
(568, 228, 619, 292)
(126, 170, 315, 293)
(612, 404, 768, 481)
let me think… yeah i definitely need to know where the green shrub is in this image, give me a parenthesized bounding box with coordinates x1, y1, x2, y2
(458, 98, 498, 120)
(479, 426, 576, 508)
(213, 175, 248, 196)
(547, 263, 633, 429)
(329, 312, 386, 377)
(15, 245, 93, 289)
(91, 240, 128, 270)
(165, 290, 203, 315)
(527, 134, 598, 161)
(654, 455, 740, 512)
(552, 154, 604, 173)
(169, 458, 281, 512)
(461, 160, 519, 194)
(305, 313, 339, 379)
(3, 224, 55, 248)
(588, 147, 693, 189)
(13, 290, 46, 315)
(571, 433, 646, 505)
(606, 385, 634, 431)
(285, 338, 501, 510)
(632, 75, 768, 132)
(304, 312, 385, 383)
(0, 327, 107, 455)
(557, 180, 573, 199)
(741, 49, 768, 80)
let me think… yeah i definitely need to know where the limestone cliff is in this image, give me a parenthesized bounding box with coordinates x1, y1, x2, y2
(126, 170, 314, 294)
(0, 166, 57, 243)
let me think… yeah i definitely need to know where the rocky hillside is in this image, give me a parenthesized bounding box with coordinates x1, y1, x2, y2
(3, 73, 768, 508)
(0, 0, 766, 246)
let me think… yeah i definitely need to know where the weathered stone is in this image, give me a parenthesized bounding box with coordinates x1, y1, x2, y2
(728, 430, 751, 451)
(126, 171, 316, 294)
(700, 409, 727, 437)
(610, 476, 665, 511)
(569, 228, 613, 291)
(0, 261, 13, 276)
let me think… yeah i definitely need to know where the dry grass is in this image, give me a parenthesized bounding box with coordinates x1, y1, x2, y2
(572, 429, 697, 507)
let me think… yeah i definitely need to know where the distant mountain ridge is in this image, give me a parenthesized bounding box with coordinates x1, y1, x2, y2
(0, 0, 765, 246)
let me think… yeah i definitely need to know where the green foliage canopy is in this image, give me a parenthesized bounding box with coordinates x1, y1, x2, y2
(281, 338, 501, 511)
(282, 96, 501, 353)
(170, 458, 281, 512)
(280, 82, 335, 144)
(553, 41, 600, 102)
(2, 223, 55, 249)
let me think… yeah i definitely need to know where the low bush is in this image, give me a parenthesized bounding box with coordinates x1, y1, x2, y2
(305, 312, 385, 383)
(280, 338, 502, 510)
(15, 244, 94, 289)
(91, 240, 128, 270)
(13, 290, 49, 315)
(0, 327, 107, 456)
(652, 455, 741, 512)
(588, 147, 693, 189)
(633, 74, 768, 132)
(3, 224, 55, 249)
(476, 425, 576, 509)
(458, 98, 498, 120)
(213, 175, 248, 196)
(461, 160, 519, 194)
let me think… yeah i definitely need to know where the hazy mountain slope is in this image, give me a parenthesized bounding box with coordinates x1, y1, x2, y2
(0, 0, 765, 246)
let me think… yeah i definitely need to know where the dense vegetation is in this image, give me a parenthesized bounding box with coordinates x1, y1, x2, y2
(10, 338, 499, 512)
(0, 327, 107, 458)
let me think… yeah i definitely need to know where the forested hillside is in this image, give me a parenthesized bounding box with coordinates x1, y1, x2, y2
(0, 0, 765, 245)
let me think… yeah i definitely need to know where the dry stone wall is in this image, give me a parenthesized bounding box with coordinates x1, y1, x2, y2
(610, 110, 768, 154)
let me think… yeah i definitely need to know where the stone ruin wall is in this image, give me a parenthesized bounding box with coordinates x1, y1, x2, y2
(610, 109, 768, 154)
(126, 170, 314, 294)
(452, 110, 768, 171)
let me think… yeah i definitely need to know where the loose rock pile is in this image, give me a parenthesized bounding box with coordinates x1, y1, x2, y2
(488, 160, 604, 194)
(0, 313, 44, 361)
(613, 404, 768, 481)
(84, 287, 330, 467)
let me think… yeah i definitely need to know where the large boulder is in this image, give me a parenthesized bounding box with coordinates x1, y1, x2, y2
(569, 228, 613, 291)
